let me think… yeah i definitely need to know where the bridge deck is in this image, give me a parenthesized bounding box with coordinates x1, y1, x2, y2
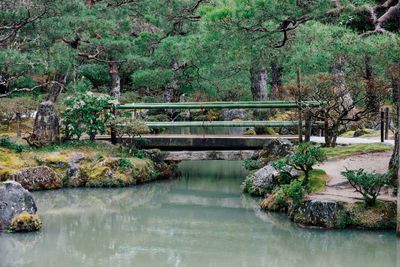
(98, 134, 298, 150)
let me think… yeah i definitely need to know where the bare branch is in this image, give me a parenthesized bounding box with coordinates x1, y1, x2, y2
(0, 81, 61, 99)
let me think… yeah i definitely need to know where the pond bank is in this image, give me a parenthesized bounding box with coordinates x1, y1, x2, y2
(259, 151, 397, 230)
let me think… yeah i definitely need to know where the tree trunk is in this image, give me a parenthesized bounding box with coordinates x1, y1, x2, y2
(108, 61, 121, 99)
(46, 73, 67, 103)
(332, 56, 354, 113)
(85, 0, 96, 8)
(250, 67, 267, 101)
(365, 56, 380, 113)
(27, 73, 67, 146)
(15, 112, 21, 138)
(163, 80, 178, 103)
(388, 63, 400, 237)
(389, 63, 400, 187)
(270, 63, 283, 100)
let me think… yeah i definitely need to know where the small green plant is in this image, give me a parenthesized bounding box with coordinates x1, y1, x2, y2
(0, 136, 26, 153)
(272, 180, 305, 207)
(281, 180, 305, 205)
(341, 168, 389, 207)
(243, 159, 263, 170)
(118, 158, 132, 170)
(282, 142, 326, 186)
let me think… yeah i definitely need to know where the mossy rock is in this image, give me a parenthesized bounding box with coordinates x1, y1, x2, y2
(36, 152, 69, 169)
(9, 211, 42, 232)
(288, 199, 396, 230)
(345, 201, 397, 230)
(243, 128, 257, 136)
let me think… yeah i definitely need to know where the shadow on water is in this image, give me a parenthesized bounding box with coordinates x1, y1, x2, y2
(0, 160, 398, 267)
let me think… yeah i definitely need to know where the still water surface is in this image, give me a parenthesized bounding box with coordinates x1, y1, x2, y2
(0, 161, 398, 267)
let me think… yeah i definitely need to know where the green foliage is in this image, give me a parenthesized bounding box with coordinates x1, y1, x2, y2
(272, 158, 296, 185)
(341, 168, 389, 206)
(61, 92, 113, 140)
(0, 136, 27, 153)
(286, 143, 326, 186)
(118, 157, 132, 170)
(243, 158, 263, 171)
(275, 180, 305, 206)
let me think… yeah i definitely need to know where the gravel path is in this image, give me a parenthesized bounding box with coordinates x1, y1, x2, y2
(310, 136, 394, 146)
(311, 151, 397, 203)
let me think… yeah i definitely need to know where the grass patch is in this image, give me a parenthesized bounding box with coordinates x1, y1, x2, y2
(322, 144, 392, 159)
(299, 169, 327, 193)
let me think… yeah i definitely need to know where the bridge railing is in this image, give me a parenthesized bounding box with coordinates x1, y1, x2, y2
(110, 100, 323, 144)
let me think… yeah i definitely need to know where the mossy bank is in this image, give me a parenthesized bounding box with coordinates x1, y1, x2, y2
(0, 141, 179, 190)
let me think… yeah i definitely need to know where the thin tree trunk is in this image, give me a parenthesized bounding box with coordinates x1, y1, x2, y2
(108, 61, 121, 99)
(163, 62, 180, 103)
(15, 112, 21, 138)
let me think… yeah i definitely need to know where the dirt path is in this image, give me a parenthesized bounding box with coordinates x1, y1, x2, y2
(311, 151, 397, 203)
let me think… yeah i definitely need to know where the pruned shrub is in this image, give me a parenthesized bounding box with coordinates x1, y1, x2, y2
(341, 168, 389, 206)
(281, 142, 326, 186)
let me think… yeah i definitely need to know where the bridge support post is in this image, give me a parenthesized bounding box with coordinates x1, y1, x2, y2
(298, 104, 303, 142)
(305, 109, 311, 142)
(111, 105, 117, 145)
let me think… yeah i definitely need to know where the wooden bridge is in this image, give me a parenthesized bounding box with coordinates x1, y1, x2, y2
(109, 100, 322, 158)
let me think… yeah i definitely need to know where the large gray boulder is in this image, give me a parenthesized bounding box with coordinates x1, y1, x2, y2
(0, 181, 38, 230)
(243, 163, 299, 196)
(289, 199, 339, 228)
(12, 166, 62, 190)
(260, 139, 294, 161)
(221, 109, 247, 121)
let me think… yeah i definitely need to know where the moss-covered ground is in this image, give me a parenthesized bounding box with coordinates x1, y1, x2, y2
(322, 143, 392, 159)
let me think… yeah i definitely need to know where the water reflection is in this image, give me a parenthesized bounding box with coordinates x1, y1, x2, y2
(0, 161, 398, 267)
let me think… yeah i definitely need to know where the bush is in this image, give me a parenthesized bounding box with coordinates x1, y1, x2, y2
(341, 168, 389, 206)
(283, 142, 326, 186)
(272, 158, 297, 184)
(61, 92, 113, 140)
(272, 180, 305, 208)
(281, 180, 305, 205)
(0, 136, 26, 153)
(243, 158, 263, 170)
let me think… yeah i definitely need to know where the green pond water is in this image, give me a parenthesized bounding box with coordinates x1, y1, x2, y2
(0, 161, 399, 267)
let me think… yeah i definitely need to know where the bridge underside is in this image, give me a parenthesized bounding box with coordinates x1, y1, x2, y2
(132, 134, 298, 151)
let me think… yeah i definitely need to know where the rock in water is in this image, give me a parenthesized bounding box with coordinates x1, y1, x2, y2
(12, 166, 62, 190)
(0, 181, 39, 231)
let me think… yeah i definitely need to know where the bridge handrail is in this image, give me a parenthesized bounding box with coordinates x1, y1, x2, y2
(139, 120, 323, 128)
(115, 100, 322, 110)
